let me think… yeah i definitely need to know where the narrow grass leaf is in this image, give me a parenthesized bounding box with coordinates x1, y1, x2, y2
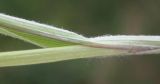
(0, 45, 159, 67)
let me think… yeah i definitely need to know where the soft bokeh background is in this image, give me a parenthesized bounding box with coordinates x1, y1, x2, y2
(0, 0, 160, 84)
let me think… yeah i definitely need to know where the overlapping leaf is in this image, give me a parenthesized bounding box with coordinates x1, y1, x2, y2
(0, 13, 159, 67)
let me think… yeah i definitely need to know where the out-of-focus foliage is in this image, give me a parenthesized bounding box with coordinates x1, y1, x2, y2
(0, 0, 159, 84)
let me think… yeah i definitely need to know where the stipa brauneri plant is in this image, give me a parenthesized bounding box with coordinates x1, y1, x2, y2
(0, 13, 160, 67)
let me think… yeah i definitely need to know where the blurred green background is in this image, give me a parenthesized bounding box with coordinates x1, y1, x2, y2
(0, 0, 160, 84)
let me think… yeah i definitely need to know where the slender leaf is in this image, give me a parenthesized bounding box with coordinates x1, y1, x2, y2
(0, 13, 159, 51)
(0, 45, 159, 67)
